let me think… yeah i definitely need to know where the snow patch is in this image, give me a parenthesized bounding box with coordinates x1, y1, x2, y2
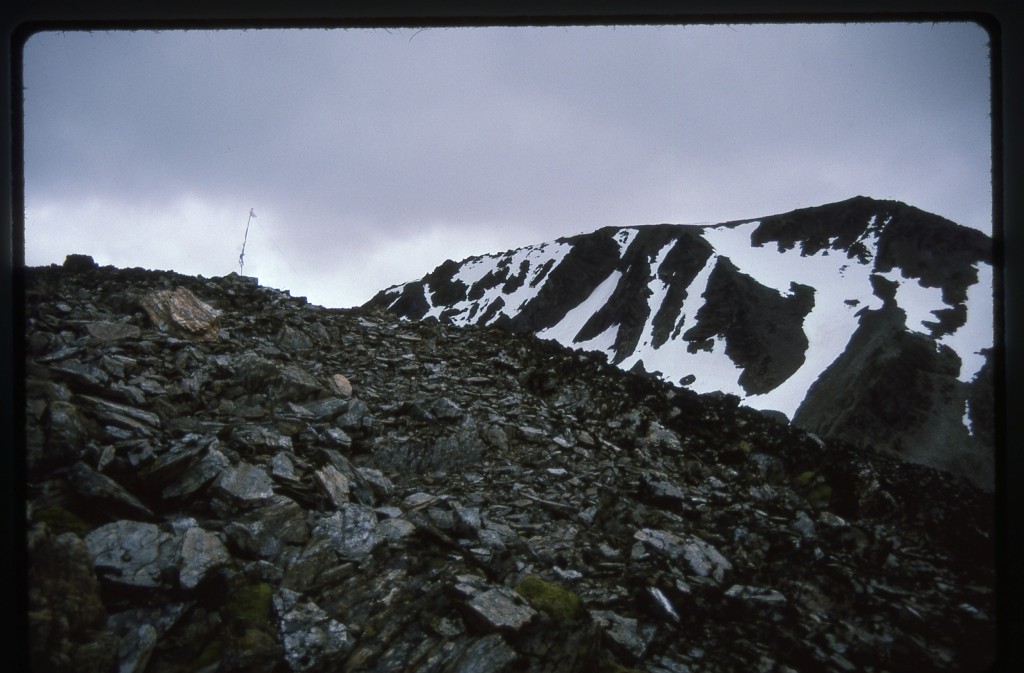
(574, 322, 620, 355)
(538, 270, 623, 347)
(620, 249, 745, 396)
(691, 220, 887, 417)
(454, 255, 504, 289)
(631, 240, 676, 350)
(422, 283, 436, 311)
(876, 269, 947, 336)
(939, 262, 993, 382)
(875, 260, 993, 383)
(419, 241, 574, 326)
(613, 228, 641, 256)
(963, 398, 974, 437)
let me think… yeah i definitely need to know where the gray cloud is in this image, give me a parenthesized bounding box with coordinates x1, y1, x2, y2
(23, 22, 991, 307)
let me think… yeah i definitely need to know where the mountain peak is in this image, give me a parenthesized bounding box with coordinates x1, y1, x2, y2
(368, 198, 994, 488)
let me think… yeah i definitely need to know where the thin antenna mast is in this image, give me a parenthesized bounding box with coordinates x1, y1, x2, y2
(239, 208, 256, 275)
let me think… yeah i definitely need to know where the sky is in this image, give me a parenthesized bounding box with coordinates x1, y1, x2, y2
(20, 21, 992, 309)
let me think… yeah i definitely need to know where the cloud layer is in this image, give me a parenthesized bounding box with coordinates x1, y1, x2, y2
(23, 23, 991, 308)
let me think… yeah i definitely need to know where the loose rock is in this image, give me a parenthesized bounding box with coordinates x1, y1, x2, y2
(21, 261, 997, 673)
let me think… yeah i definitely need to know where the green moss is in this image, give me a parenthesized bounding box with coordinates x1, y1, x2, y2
(187, 639, 223, 673)
(237, 627, 277, 654)
(225, 581, 274, 629)
(598, 660, 642, 673)
(191, 584, 277, 672)
(794, 470, 816, 487)
(514, 576, 581, 621)
(33, 505, 91, 537)
(808, 483, 833, 506)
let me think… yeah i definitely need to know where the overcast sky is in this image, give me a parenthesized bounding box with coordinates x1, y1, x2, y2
(21, 21, 992, 309)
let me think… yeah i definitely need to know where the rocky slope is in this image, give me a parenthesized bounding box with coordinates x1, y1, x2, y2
(23, 256, 996, 672)
(367, 197, 994, 488)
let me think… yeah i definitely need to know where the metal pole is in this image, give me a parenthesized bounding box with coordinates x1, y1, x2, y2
(239, 209, 255, 275)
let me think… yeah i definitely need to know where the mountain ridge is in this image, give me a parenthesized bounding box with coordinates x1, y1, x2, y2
(367, 196, 995, 488)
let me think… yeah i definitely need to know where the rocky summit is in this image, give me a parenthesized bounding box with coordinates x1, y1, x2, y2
(23, 256, 996, 672)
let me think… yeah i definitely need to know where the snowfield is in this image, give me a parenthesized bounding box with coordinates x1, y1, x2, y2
(382, 213, 992, 422)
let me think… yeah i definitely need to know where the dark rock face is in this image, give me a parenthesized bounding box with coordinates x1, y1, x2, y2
(682, 256, 813, 395)
(489, 228, 625, 336)
(367, 197, 994, 489)
(574, 226, 714, 364)
(750, 195, 990, 333)
(793, 302, 993, 484)
(23, 259, 996, 672)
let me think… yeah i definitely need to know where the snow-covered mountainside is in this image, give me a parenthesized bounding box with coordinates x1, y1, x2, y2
(367, 197, 995, 488)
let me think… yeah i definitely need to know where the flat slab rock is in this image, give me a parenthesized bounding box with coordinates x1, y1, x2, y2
(591, 610, 657, 660)
(274, 588, 355, 672)
(178, 526, 230, 590)
(466, 587, 537, 632)
(634, 528, 732, 582)
(85, 521, 178, 589)
(312, 503, 383, 561)
(139, 287, 221, 341)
